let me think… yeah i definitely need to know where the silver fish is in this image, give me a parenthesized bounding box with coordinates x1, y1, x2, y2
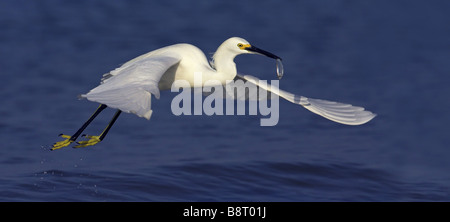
(276, 58, 284, 80)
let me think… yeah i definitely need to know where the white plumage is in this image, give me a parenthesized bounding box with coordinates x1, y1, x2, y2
(81, 54, 181, 119)
(238, 74, 376, 125)
(81, 37, 375, 125)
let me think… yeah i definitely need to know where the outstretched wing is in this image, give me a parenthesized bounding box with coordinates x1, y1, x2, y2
(236, 74, 376, 125)
(80, 54, 181, 120)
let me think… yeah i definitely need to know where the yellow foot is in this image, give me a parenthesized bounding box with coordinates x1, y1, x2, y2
(74, 135, 102, 148)
(51, 134, 74, 151)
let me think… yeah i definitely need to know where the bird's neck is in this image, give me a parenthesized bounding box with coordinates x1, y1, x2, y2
(212, 48, 237, 79)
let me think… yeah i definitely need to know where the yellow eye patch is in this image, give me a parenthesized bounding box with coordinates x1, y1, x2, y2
(237, 43, 251, 50)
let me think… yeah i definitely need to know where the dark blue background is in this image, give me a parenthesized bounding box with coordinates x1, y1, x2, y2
(1, 0, 449, 201)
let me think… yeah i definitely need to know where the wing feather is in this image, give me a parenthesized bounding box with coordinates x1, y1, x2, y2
(80, 54, 181, 119)
(236, 74, 376, 125)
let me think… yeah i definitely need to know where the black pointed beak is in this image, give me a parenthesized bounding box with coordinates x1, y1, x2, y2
(245, 45, 281, 60)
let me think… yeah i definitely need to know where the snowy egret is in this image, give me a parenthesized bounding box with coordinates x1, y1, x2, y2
(51, 37, 376, 150)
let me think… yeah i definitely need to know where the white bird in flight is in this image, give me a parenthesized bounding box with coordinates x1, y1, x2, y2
(52, 37, 376, 150)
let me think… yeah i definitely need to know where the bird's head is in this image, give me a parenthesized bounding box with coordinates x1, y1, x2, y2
(213, 37, 284, 79)
(223, 37, 281, 60)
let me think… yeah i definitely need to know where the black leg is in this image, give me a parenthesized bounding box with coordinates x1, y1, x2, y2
(71, 104, 108, 141)
(99, 110, 122, 141)
(74, 109, 122, 148)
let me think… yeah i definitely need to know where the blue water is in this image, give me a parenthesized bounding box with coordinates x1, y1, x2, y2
(1, 0, 450, 201)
